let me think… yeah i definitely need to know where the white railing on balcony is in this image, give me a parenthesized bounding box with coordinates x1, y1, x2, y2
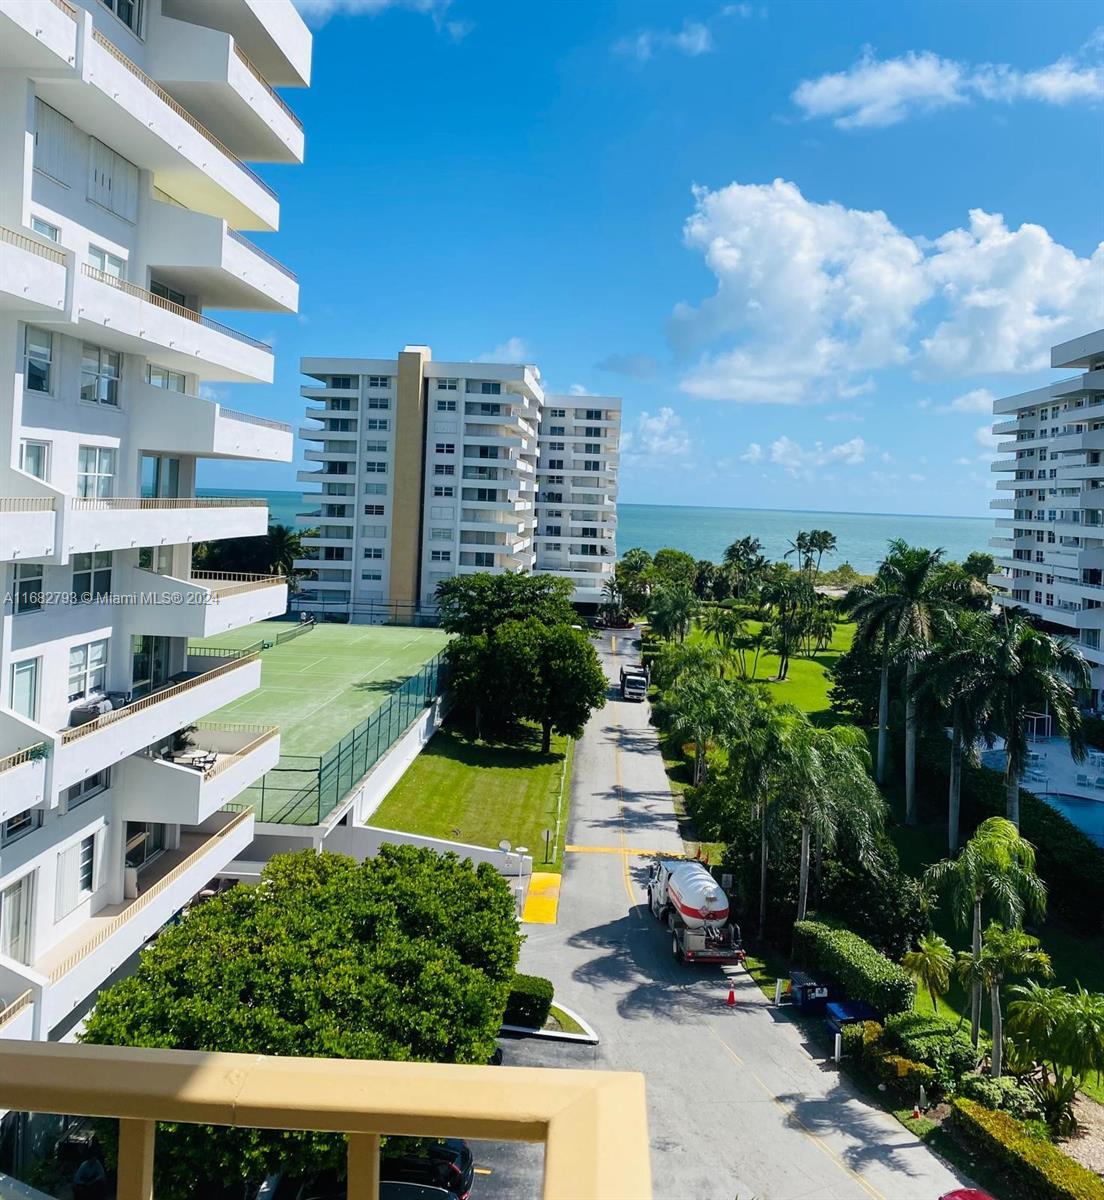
(194, 725, 279, 781)
(91, 29, 276, 199)
(0, 743, 46, 774)
(0, 224, 67, 266)
(80, 264, 272, 352)
(232, 44, 303, 130)
(188, 571, 286, 598)
(0, 497, 56, 512)
(69, 495, 265, 511)
(0, 991, 33, 1031)
(226, 228, 297, 281)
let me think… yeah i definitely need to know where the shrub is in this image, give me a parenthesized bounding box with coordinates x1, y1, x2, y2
(503, 974, 554, 1028)
(957, 1074, 1043, 1123)
(792, 918, 916, 1014)
(950, 1098, 1104, 1200)
(870, 1052, 936, 1097)
(840, 1021, 868, 1059)
(883, 1011, 980, 1079)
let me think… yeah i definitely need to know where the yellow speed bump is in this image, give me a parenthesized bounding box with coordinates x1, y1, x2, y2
(521, 872, 561, 924)
(565, 845, 686, 858)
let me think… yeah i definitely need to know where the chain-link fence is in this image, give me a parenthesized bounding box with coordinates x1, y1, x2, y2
(226, 652, 448, 826)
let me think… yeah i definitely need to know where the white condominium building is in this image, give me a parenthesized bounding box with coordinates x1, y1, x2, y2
(990, 328, 1104, 707)
(296, 347, 620, 619)
(0, 0, 310, 1045)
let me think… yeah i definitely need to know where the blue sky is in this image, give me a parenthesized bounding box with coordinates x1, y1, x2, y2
(200, 0, 1104, 518)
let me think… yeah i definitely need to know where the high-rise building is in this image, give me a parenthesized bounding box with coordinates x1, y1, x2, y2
(990, 328, 1104, 707)
(297, 347, 620, 619)
(0, 0, 311, 1044)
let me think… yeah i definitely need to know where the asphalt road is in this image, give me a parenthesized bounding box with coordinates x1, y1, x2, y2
(476, 628, 971, 1200)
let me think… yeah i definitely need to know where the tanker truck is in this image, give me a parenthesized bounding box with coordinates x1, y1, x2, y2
(646, 859, 746, 965)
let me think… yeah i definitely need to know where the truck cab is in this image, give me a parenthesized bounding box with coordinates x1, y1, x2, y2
(620, 665, 647, 701)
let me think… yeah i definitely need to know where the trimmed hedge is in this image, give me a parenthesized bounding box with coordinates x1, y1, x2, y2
(791, 918, 916, 1014)
(956, 1074, 1042, 1122)
(883, 1011, 980, 1078)
(503, 974, 554, 1029)
(950, 1098, 1104, 1200)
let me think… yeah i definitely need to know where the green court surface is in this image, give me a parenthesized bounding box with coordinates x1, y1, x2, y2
(193, 621, 451, 758)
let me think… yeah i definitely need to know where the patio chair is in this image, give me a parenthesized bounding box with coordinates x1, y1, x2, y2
(1077, 773, 1091, 788)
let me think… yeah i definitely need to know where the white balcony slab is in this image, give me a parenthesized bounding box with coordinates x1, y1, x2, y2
(59, 495, 268, 558)
(0, 989, 36, 1042)
(0, 230, 68, 317)
(117, 726, 278, 825)
(0, 500, 58, 562)
(113, 567, 287, 639)
(129, 381, 292, 461)
(0, 711, 52, 821)
(54, 654, 262, 791)
(36, 809, 255, 1033)
(0, 1, 78, 72)
(161, 0, 311, 87)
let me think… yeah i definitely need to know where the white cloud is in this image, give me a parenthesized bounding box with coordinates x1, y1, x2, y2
(622, 407, 692, 459)
(769, 435, 867, 474)
(614, 20, 713, 62)
(793, 45, 1104, 129)
(475, 336, 531, 363)
(595, 352, 660, 379)
(974, 424, 1000, 450)
(825, 410, 864, 423)
(293, 0, 469, 36)
(673, 179, 1104, 404)
(568, 383, 592, 395)
(935, 387, 996, 414)
(740, 442, 764, 462)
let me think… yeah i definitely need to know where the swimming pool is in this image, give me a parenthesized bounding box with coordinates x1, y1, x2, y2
(1038, 794, 1104, 847)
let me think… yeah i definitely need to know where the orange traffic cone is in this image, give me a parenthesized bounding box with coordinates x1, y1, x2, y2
(911, 1103, 921, 1120)
(726, 985, 736, 1007)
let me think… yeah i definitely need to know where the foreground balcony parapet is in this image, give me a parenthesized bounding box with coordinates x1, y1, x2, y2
(0, 1040, 651, 1200)
(0, 496, 58, 561)
(62, 495, 268, 557)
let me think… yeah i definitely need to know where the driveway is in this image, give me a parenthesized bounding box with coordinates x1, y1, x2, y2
(480, 628, 971, 1200)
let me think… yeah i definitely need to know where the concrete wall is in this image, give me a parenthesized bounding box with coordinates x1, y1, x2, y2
(325, 824, 533, 879)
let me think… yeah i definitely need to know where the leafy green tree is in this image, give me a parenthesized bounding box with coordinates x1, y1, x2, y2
(651, 639, 724, 691)
(692, 559, 718, 600)
(526, 621, 608, 753)
(601, 576, 625, 624)
(194, 523, 304, 580)
(82, 847, 522, 1198)
(661, 674, 744, 786)
(925, 817, 1047, 1049)
(648, 583, 699, 641)
(614, 547, 654, 615)
(784, 531, 814, 573)
(957, 923, 1051, 1078)
(701, 605, 749, 677)
(761, 567, 813, 680)
(435, 572, 575, 636)
(722, 536, 768, 600)
(652, 547, 698, 589)
(902, 933, 955, 1016)
(962, 550, 996, 583)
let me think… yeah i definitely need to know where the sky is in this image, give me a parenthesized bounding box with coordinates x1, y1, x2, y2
(199, 0, 1104, 518)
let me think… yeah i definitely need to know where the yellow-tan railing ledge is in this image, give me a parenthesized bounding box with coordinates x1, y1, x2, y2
(0, 1042, 652, 1200)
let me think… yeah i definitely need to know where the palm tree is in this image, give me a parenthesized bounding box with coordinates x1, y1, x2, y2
(265, 523, 303, 577)
(663, 675, 744, 786)
(925, 817, 1047, 1048)
(600, 577, 624, 625)
(762, 571, 812, 681)
(986, 608, 1089, 826)
(808, 529, 838, 577)
(902, 933, 955, 1016)
(958, 923, 1051, 1078)
(1008, 981, 1104, 1094)
(844, 540, 967, 820)
(786, 721, 885, 922)
(912, 610, 997, 851)
(651, 640, 724, 691)
(647, 583, 699, 642)
(784, 531, 813, 574)
(701, 606, 748, 677)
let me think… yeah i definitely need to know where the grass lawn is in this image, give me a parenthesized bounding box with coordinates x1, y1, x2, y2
(371, 721, 574, 872)
(689, 619, 854, 718)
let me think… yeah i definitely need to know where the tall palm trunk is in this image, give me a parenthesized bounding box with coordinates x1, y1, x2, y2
(905, 660, 918, 826)
(991, 984, 1004, 1079)
(758, 797, 769, 938)
(694, 740, 706, 787)
(796, 821, 812, 922)
(876, 636, 890, 785)
(970, 898, 982, 1049)
(1006, 767, 1020, 827)
(948, 713, 963, 852)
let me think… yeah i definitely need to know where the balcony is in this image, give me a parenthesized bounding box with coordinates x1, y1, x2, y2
(0, 1037, 648, 1200)
(0, 496, 57, 562)
(74, 265, 273, 384)
(129, 380, 292, 462)
(0, 991, 35, 1042)
(0, 0, 78, 72)
(33, 808, 255, 1033)
(0, 225, 68, 317)
(113, 567, 288, 638)
(61, 494, 268, 557)
(0, 712, 50, 821)
(143, 200, 297, 313)
(54, 653, 262, 791)
(118, 725, 278, 825)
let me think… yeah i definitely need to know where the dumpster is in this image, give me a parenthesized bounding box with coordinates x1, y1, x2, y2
(825, 999, 880, 1036)
(789, 969, 831, 1015)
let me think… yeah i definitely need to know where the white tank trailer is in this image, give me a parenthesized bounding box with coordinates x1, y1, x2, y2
(646, 859, 746, 964)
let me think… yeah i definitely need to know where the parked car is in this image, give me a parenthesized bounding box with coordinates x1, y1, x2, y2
(939, 1192, 997, 1200)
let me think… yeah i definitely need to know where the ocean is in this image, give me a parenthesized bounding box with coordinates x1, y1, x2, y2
(200, 489, 993, 576)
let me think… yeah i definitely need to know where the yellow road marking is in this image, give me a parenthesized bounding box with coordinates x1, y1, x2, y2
(473, 1168, 493, 1176)
(521, 872, 561, 924)
(565, 845, 685, 857)
(707, 1026, 885, 1200)
(614, 731, 637, 906)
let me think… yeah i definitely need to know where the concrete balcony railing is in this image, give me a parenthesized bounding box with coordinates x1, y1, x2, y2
(0, 1039, 650, 1200)
(63, 493, 268, 555)
(0, 990, 35, 1042)
(55, 654, 262, 791)
(0, 495, 58, 562)
(0, 223, 68, 316)
(112, 567, 288, 639)
(0, 709, 50, 820)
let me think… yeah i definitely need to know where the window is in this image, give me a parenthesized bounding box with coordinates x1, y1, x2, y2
(364, 547, 384, 560)
(24, 328, 52, 393)
(471, 552, 495, 567)
(68, 639, 108, 702)
(78, 835, 95, 893)
(547, 459, 564, 470)
(436, 399, 457, 412)
(548, 441, 564, 451)
(88, 139, 139, 222)
(549, 408, 566, 418)
(88, 244, 125, 279)
(361, 571, 383, 581)
(366, 418, 389, 431)
(433, 485, 454, 497)
(73, 552, 112, 601)
(77, 446, 116, 498)
(328, 397, 354, 411)
(476, 446, 499, 460)
(436, 378, 458, 391)
(434, 464, 455, 476)
(584, 427, 602, 437)
(363, 482, 387, 495)
(584, 443, 601, 454)
(31, 216, 59, 243)
(14, 564, 43, 615)
(361, 525, 387, 538)
(583, 461, 601, 471)
(10, 659, 39, 720)
(367, 375, 391, 389)
(364, 461, 387, 474)
(56, 834, 97, 920)
(364, 440, 388, 452)
(146, 364, 186, 391)
(364, 504, 385, 516)
(81, 344, 121, 407)
(99, 0, 141, 34)
(430, 528, 451, 540)
(549, 425, 565, 435)
(1, 810, 41, 848)
(467, 380, 501, 395)
(367, 396, 390, 410)
(431, 550, 451, 562)
(329, 375, 354, 389)
(434, 421, 457, 433)
(430, 506, 454, 520)
(544, 526, 562, 537)
(150, 279, 187, 307)
(19, 441, 49, 481)
(1, 874, 35, 966)
(326, 418, 355, 432)
(435, 443, 455, 455)
(33, 99, 71, 185)
(585, 409, 603, 421)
